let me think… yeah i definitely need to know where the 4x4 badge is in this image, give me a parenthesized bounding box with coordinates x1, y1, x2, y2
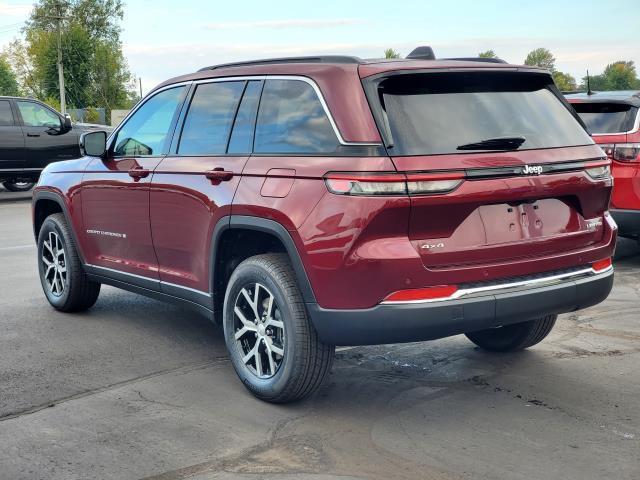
(522, 165, 543, 175)
(421, 242, 445, 250)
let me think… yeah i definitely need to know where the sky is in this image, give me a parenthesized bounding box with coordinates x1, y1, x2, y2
(1, 0, 639, 94)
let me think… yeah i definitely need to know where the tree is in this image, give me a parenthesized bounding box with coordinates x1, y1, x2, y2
(579, 61, 640, 91)
(478, 50, 497, 59)
(0, 56, 20, 96)
(601, 61, 640, 90)
(524, 47, 578, 91)
(92, 40, 137, 109)
(524, 48, 556, 72)
(2, 40, 43, 98)
(552, 71, 577, 91)
(26, 0, 124, 44)
(20, 0, 135, 114)
(27, 24, 94, 108)
(581, 73, 607, 91)
(384, 48, 401, 59)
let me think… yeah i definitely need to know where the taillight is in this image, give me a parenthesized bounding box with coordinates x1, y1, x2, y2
(324, 172, 463, 196)
(583, 159, 611, 180)
(591, 257, 612, 272)
(405, 172, 464, 195)
(599, 143, 640, 162)
(324, 173, 407, 195)
(383, 284, 459, 303)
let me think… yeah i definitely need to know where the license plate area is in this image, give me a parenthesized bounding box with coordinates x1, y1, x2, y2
(479, 199, 580, 244)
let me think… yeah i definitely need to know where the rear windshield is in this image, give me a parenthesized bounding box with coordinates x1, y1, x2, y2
(376, 72, 593, 156)
(571, 102, 638, 134)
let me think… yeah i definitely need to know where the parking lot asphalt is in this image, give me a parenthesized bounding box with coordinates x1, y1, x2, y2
(0, 192, 638, 480)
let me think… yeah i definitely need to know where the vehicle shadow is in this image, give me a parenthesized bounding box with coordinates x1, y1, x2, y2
(0, 186, 32, 203)
(615, 237, 640, 262)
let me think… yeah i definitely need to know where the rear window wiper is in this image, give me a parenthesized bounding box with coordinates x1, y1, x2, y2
(456, 136, 526, 151)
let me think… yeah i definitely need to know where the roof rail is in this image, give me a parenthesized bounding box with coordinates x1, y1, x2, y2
(444, 57, 508, 64)
(198, 55, 362, 72)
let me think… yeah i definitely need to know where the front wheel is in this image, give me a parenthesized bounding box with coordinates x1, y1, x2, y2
(465, 315, 557, 352)
(3, 180, 36, 192)
(223, 253, 334, 403)
(37, 213, 101, 312)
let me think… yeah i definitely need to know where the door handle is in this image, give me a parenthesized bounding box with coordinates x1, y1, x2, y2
(26, 133, 40, 137)
(128, 167, 150, 181)
(205, 168, 234, 183)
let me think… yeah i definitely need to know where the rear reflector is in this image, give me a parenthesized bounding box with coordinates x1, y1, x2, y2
(383, 285, 458, 303)
(591, 257, 612, 272)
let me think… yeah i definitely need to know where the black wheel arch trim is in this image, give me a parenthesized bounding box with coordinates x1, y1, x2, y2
(32, 190, 86, 264)
(210, 215, 317, 305)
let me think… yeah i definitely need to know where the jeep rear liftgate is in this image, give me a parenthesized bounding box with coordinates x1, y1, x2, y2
(363, 69, 611, 270)
(403, 155, 610, 269)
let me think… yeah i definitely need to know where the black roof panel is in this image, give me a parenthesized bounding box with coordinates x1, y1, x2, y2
(565, 90, 640, 107)
(198, 55, 363, 71)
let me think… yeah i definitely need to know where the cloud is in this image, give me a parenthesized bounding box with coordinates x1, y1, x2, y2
(0, 1, 31, 17)
(203, 19, 362, 30)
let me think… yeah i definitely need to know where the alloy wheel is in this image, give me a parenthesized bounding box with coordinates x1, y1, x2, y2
(233, 282, 285, 379)
(42, 231, 67, 297)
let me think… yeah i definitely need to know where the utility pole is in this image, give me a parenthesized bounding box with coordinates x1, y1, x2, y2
(139, 78, 143, 99)
(54, 1, 66, 113)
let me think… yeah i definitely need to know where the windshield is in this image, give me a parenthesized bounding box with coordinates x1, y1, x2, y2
(571, 102, 638, 134)
(377, 72, 593, 156)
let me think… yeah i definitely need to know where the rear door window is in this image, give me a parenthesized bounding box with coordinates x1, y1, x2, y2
(178, 81, 245, 155)
(571, 102, 638, 134)
(227, 81, 262, 154)
(375, 72, 593, 156)
(254, 79, 339, 154)
(0, 100, 14, 126)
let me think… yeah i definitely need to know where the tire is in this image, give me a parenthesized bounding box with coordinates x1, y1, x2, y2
(223, 253, 334, 403)
(37, 213, 101, 312)
(465, 315, 557, 352)
(3, 180, 36, 192)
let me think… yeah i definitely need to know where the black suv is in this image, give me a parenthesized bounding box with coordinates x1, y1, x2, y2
(0, 96, 108, 191)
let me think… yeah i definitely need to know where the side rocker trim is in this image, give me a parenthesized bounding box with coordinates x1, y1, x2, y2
(85, 272, 214, 320)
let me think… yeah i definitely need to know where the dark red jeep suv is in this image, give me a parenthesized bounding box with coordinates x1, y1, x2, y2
(32, 52, 616, 402)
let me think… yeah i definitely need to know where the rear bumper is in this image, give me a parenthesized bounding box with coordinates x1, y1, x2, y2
(307, 267, 614, 346)
(611, 209, 640, 238)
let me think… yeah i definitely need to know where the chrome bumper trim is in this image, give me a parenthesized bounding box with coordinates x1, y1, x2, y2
(381, 266, 613, 305)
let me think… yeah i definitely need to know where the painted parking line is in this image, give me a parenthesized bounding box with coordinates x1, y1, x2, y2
(0, 244, 35, 251)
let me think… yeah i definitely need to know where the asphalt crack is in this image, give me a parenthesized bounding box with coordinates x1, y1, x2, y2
(0, 359, 227, 423)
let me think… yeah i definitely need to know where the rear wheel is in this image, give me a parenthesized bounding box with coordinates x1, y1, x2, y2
(465, 315, 557, 352)
(37, 213, 101, 312)
(3, 180, 36, 192)
(223, 253, 334, 403)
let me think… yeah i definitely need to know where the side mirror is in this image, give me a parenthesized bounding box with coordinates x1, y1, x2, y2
(80, 130, 107, 157)
(61, 113, 72, 133)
